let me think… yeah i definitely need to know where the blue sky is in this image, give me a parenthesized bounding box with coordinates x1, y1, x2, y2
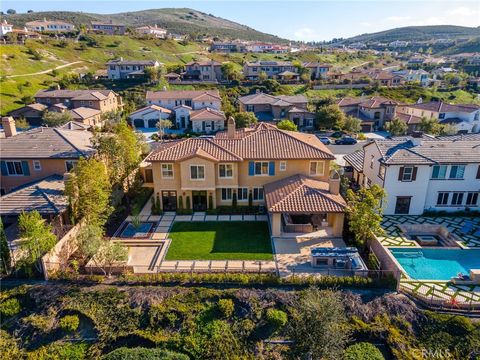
(2, 1, 479, 41)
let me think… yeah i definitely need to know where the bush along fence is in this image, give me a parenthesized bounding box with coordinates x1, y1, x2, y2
(42, 262, 399, 290)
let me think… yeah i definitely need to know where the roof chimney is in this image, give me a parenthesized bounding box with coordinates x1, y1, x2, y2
(227, 116, 236, 138)
(329, 170, 341, 195)
(2, 117, 17, 138)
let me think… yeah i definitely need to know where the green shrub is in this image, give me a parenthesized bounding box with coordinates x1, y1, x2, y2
(357, 133, 367, 140)
(59, 315, 80, 332)
(27, 342, 89, 360)
(266, 308, 288, 329)
(344, 342, 384, 360)
(218, 298, 234, 318)
(0, 298, 21, 317)
(22, 314, 55, 332)
(102, 347, 189, 360)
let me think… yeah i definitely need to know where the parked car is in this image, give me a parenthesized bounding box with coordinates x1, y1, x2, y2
(335, 136, 358, 145)
(318, 137, 331, 145)
(330, 131, 346, 138)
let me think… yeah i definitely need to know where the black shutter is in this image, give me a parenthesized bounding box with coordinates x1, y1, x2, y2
(398, 167, 404, 181)
(412, 167, 417, 181)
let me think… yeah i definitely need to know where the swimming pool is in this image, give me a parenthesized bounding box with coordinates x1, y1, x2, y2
(390, 248, 480, 281)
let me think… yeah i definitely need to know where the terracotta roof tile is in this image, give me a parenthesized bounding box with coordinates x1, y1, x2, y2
(264, 174, 346, 213)
(146, 90, 220, 101)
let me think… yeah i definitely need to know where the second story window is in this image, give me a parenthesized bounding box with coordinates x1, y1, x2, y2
(219, 164, 233, 178)
(309, 161, 324, 176)
(398, 166, 417, 182)
(33, 160, 41, 171)
(5, 161, 24, 175)
(449, 165, 465, 179)
(190, 165, 205, 180)
(431, 165, 447, 179)
(161, 164, 174, 179)
(254, 162, 269, 176)
(378, 165, 386, 180)
(279, 161, 287, 171)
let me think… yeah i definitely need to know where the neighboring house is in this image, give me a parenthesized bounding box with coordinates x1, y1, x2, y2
(210, 42, 245, 53)
(367, 70, 404, 87)
(0, 19, 13, 37)
(135, 24, 167, 38)
(243, 61, 299, 81)
(91, 21, 126, 35)
(404, 101, 480, 133)
(337, 96, 420, 132)
(183, 61, 223, 81)
(69, 107, 102, 126)
(106, 58, 161, 80)
(238, 92, 314, 128)
(303, 62, 332, 80)
(0, 117, 94, 194)
(8, 103, 48, 125)
(344, 135, 480, 215)
(146, 90, 224, 133)
(34, 89, 122, 113)
(142, 121, 346, 236)
(25, 18, 75, 32)
(392, 69, 431, 86)
(389, 40, 409, 48)
(245, 43, 290, 53)
(129, 105, 172, 129)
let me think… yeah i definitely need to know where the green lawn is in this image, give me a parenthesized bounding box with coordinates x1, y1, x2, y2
(165, 221, 273, 260)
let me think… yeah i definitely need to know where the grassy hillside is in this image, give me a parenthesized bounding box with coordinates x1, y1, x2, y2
(0, 35, 209, 114)
(3, 8, 287, 43)
(439, 36, 480, 55)
(344, 25, 480, 43)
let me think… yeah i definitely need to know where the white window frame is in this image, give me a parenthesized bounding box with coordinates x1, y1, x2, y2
(254, 161, 269, 176)
(378, 165, 386, 180)
(219, 163, 233, 179)
(449, 165, 465, 180)
(253, 187, 264, 201)
(190, 165, 205, 180)
(436, 192, 449, 206)
(431, 165, 447, 179)
(401, 166, 414, 181)
(33, 160, 42, 171)
(221, 188, 233, 201)
(466, 192, 479, 206)
(309, 161, 324, 176)
(65, 160, 78, 172)
(161, 163, 174, 179)
(279, 161, 287, 172)
(6, 160, 24, 176)
(451, 192, 464, 206)
(237, 187, 248, 201)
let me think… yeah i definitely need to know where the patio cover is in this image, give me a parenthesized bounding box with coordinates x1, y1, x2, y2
(264, 174, 346, 214)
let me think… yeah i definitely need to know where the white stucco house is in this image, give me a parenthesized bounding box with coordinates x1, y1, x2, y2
(344, 134, 480, 215)
(0, 20, 13, 37)
(129, 105, 172, 128)
(404, 101, 480, 134)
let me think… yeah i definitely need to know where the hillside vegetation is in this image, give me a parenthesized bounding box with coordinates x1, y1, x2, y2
(2, 8, 287, 43)
(344, 25, 480, 43)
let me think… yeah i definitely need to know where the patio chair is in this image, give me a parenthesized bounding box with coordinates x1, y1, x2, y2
(460, 221, 473, 234)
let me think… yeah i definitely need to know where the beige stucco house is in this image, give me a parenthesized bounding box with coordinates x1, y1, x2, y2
(142, 120, 346, 236)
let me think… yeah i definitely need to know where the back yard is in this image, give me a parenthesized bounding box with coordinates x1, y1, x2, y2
(165, 221, 273, 260)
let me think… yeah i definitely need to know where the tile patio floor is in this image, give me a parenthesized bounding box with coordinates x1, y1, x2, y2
(378, 215, 480, 248)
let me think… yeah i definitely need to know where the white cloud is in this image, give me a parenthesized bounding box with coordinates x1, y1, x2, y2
(293, 27, 320, 41)
(360, 22, 373, 28)
(448, 6, 479, 17)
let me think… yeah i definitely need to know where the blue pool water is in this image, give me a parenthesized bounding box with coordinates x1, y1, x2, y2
(390, 248, 480, 281)
(121, 223, 153, 238)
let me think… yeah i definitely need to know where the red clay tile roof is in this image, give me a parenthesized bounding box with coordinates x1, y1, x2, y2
(190, 108, 226, 121)
(146, 123, 334, 162)
(264, 174, 346, 213)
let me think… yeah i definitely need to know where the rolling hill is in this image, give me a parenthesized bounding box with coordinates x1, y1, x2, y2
(343, 25, 480, 43)
(2, 8, 287, 43)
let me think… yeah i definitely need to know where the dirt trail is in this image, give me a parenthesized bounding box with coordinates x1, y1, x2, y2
(7, 61, 84, 78)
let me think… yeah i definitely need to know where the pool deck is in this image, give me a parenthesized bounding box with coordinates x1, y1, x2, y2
(372, 215, 480, 310)
(378, 215, 480, 248)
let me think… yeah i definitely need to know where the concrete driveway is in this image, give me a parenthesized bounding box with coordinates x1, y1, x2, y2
(273, 236, 346, 277)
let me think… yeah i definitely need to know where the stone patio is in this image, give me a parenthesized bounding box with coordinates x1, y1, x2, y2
(400, 280, 480, 309)
(378, 215, 480, 248)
